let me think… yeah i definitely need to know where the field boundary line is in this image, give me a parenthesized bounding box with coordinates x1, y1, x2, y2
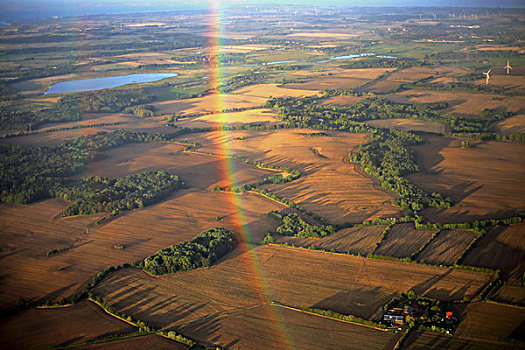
(174, 302, 270, 329)
(271, 302, 390, 332)
(88, 297, 139, 328)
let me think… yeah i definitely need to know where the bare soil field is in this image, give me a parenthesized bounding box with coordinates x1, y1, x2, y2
(81, 141, 274, 190)
(494, 114, 525, 135)
(284, 69, 394, 91)
(492, 285, 525, 305)
(179, 129, 405, 224)
(408, 136, 525, 222)
(233, 83, 320, 99)
(462, 222, 525, 282)
(365, 118, 448, 133)
(386, 90, 525, 116)
(179, 304, 396, 350)
(79, 335, 187, 350)
(363, 67, 434, 92)
(321, 95, 364, 106)
(0, 300, 136, 350)
(0, 199, 104, 309)
(94, 244, 492, 331)
(275, 225, 388, 256)
(403, 330, 520, 350)
(416, 230, 477, 266)
(374, 223, 438, 259)
(455, 302, 525, 342)
(153, 94, 267, 115)
(0, 190, 283, 309)
(190, 108, 280, 126)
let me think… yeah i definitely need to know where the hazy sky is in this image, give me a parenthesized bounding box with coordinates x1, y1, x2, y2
(0, 0, 523, 21)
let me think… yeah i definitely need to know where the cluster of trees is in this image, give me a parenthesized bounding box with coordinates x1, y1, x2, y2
(0, 102, 80, 131)
(339, 57, 417, 69)
(56, 171, 182, 216)
(218, 72, 268, 93)
(267, 96, 451, 212)
(322, 89, 373, 98)
(268, 211, 335, 238)
(243, 159, 301, 184)
(0, 83, 19, 101)
(142, 228, 236, 275)
(59, 88, 155, 113)
(123, 104, 156, 118)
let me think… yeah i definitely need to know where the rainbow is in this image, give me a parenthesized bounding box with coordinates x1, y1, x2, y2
(206, 1, 294, 347)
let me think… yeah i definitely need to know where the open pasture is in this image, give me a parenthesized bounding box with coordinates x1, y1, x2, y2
(374, 223, 438, 259)
(179, 304, 396, 350)
(0, 190, 283, 309)
(179, 129, 405, 224)
(275, 225, 388, 256)
(462, 222, 525, 282)
(365, 118, 448, 133)
(408, 136, 525, 223)
(455, 302, 525, 343)
(415, 229, 478, 266)
(94, 244, 492, 332)
(0, 300, 136, 350)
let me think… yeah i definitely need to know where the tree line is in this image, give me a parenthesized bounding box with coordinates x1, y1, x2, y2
(268, 211, 335, 238)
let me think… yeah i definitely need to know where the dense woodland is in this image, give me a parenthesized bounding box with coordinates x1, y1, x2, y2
(142, 228, 236, 275)
(57, 171, 182, 216)
(268, 211, 336, 238)
(59, 88, 155, 113)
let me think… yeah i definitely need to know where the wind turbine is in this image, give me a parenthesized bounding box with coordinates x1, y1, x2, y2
(483, 69, 492, 85)
(504, 61, 512, 75)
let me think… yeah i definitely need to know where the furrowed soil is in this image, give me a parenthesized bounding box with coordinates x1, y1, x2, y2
(462, 222, 525, 282)
(178, 304, 395, 350)
(0, 191, 284, 309)
(492, 285, 525, 305)
(274, 225, 388, 256)
(93, 244, 492, 333)
(283, 69, 394, 90)
(455, 302, 525, 343)
(403, 330, 521, 350)
(408, 136, 525, 223)
(415, 230, 478, 266)
(0, 300, 136, 350)
(78, 334, 187, 350)
(374, 223, 438, 259)
(177, 129, 405, 224)
(494, 114, 525, 136)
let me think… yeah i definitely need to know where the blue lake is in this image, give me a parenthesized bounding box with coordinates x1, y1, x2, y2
(44, 73, 178, 95)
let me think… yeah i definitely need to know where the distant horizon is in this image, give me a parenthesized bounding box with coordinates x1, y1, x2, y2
(0, 0, 524, 21)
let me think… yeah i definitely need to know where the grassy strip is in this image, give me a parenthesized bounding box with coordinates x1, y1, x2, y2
(49, 331, 150, 350)
(303, 307, 388, 330)
(393, 327, 413, 350)
(368, 225, 392, 256)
